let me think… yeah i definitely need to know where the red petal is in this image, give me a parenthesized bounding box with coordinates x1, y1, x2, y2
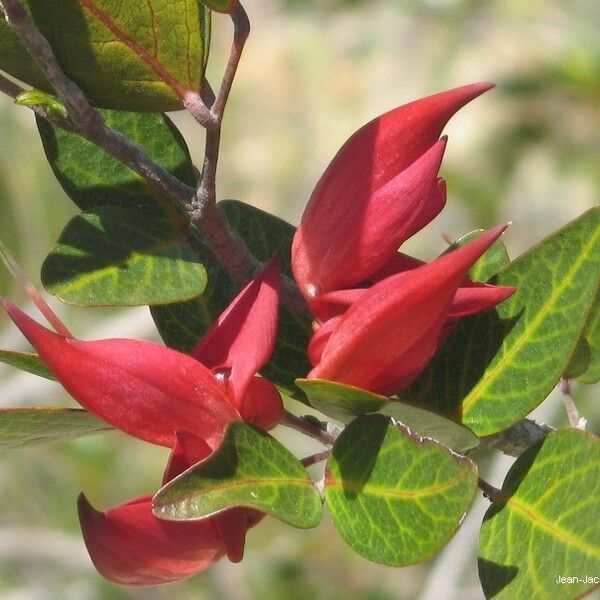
(190, 258, 280, 410)
(292, 83, 492, 298)
(310, 289, 366, 322)
(310, 225, 507, 393)
(215, 508, 264, 563)
(449, 281, 516, 318)
(78, 494, 224, 586)
(3, 301, 238, 449)
(240, 376, 283, 430)
(294, 140, 447, 295)
(163, 431, 213, 484)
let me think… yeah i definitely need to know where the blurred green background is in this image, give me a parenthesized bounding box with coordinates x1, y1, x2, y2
(0, 0, 598, 598)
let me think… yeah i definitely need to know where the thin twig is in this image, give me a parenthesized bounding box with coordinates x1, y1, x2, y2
(478, 478, 503, 503)
(0, 72, 25, 99)
(300, 449, 331, 468)
(281, 410, 338, 446)
(558, 378, 587, 430)
(476, 418, 554, 457)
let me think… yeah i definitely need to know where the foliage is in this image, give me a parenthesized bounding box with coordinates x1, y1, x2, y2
(0, 0, 598, 597)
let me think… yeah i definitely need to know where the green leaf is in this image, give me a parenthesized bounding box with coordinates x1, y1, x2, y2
(406, 208, 600, 436)
(0, 350, 55, 380)
(478, 428, 600, 599)
(153, 421, 323, 529)
(296, 378, 479, 452)
(41, 207, 207, 306)
(151, 200, 312, 397)
(325, 415, 478, 566)
(564, 288, 600, 383)
(36, 110, 196, 214)
(0, 1, 211, 111)
(0, 408, 111, 448)
(15, 89, 67, 118)
(447, 229, 511, 282)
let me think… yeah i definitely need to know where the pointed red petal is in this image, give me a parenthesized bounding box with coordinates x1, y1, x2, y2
(310, 225, 508, 393)
(239, 376, 283, 430)
(295, 140, 447, 295)
(307, 315, 343, 365)
(78, 494, 224, 586)
(449, 282, 516, 317)
(163, 431, 213, 484)
(215, 508, 264, 563)
(3, 301, 238, 449)
(293, 83, 493, 297)
(190, 258, 280, 410)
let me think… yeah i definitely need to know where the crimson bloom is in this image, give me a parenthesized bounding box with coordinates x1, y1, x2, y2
(307, 226, 513, 395)
(3, 259, 281, 585)
(291, 83, 516, 395)
(292, 82, 494, 302)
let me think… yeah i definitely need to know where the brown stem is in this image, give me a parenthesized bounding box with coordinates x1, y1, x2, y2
(559, 378, 586, 429)
(478, 478, 503, 503)
(281, 410, 338, 446)
(301, 449, 331, 468)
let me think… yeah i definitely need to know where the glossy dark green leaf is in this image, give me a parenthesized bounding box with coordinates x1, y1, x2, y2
(478, 428, 600, 599)
(0, 408, 110, 448)
(406, 208, 600, 436)
(0, 1, 210, 111)
(0, 349, 54, 380)
(153, 421, 323, 528)
(325, 415, 478, 566)
(151, 200, 312, 396)
(41, 208, 207, 306)
(565, 288, 600, 383)
(36, 110, 196, 214)
(296, 378, 479, 452)
(447, 229, 510, 282)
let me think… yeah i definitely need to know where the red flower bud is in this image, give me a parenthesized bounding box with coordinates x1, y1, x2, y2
(292, 83, 494, 299)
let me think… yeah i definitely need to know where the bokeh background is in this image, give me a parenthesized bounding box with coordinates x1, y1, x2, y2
(0, 0, 599, 598)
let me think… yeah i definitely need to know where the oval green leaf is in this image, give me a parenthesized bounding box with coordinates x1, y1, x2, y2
(151, 200, 312, 397)
(296, 378, 479, 452)
(406, 208, 600, 436)
(0, 407, 111, 448)
(41, 207, 207, 306)
(0, 349, 54, 380)
(0, 1, 210, 111)
(36, 110, 196, 214)
(325, 414, 478, 566)
(153, 421, 323, 529)
(478, 428, 600, 599)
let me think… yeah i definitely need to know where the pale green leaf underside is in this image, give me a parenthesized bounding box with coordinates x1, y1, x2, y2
(296, 378, 479, 452)
(478, 428, 600, 599)
(0, 350, 54, 380)
(0, 408, 111, 448)
(153, 421, 323, 529)
(325, 415, 478, 566)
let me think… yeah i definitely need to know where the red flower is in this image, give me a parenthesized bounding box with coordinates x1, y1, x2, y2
(292, 82, 494, 302)
(3, 259, 281, 585)
(307, 226, 514, 396)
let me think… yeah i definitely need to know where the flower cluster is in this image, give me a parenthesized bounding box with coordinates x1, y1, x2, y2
(3, 83, 515, 586)
(3, 259, 282, 585)
(292, 83, 515, 395)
